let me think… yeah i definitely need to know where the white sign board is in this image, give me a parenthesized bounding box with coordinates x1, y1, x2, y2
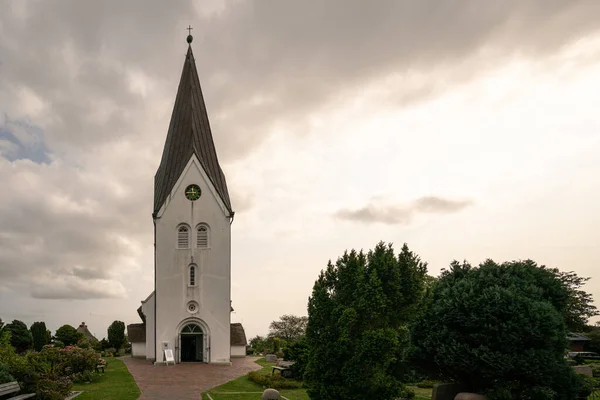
(164, 349, 175, 365)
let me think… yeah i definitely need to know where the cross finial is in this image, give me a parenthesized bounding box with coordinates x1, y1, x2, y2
(186, 25, 194, 44)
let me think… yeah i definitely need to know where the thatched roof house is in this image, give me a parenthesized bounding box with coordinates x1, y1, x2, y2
(76, 322, 98, 343)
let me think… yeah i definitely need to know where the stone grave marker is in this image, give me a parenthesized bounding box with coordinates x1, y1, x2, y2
(262, 388, 280, 399)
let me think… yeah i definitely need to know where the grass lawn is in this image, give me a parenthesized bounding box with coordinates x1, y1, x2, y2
(72, 357, 141, 400)
(202, 358, 433, 400)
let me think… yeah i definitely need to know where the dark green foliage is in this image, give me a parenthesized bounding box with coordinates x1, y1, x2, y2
(107, 321, 126, 350)
(0, 331, 38, 393)
(247, 370, 303, 389)
(272, 337, 281, 353)
(0, 363, 14, 384)
(583, 328, 600, 354)
(589, 363, 600, 378)
(98, 338, 110, 351)
(305, 242, 428, 400)
(415, 380, 438, 388)
(5, 320, 33, 353)
(269, 315, 308, 342)
(574, 374, 596, 397)
(30, 322, 50, 351)
(410, 259, 581, 399)
(283, 336, 309, 378)
(54, 325, 81, 346)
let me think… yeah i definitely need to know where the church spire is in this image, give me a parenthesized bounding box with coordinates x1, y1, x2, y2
(154, 33, 233, 215)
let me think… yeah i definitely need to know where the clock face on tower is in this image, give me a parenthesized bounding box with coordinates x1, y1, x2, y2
(184, 184, 201, 201)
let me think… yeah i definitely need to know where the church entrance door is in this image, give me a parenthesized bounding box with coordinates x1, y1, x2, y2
(180, 323, 204, 362)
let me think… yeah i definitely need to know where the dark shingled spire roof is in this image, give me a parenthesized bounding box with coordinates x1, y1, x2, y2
(154, 45, 232, 215)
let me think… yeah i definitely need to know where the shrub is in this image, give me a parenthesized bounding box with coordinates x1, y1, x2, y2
(36, 375, 72, 400)
(61, 346, 98, 374)
(283, 337, 309, 379)
(54, 325, 81, 347)
(410, 260, 581, 398)
(0, 363, 14, 384)
(590, 363, 600, 378)
(247, 371, 303, 390)
(416, 380, 438, 388)
(398, 387, 415, 399)
(72, 370, 95, 384)
(272, 338, 281, 353)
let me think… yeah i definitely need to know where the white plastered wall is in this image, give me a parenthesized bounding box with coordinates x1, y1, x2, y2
(153, 155, 231, 364)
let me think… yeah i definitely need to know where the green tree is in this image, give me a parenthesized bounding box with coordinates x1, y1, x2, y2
(410, 259, 581, 399)
(54, 325, 81, 346)
(107, 321, 126, 349)
(30, 322, 50, 351)
(249, 335, 270, 354)
(4, 320, 33, 353)
(269, 315, 308, 343)
(305, 242, 428, 400)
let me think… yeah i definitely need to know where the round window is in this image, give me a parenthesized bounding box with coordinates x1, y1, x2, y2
(187, 301, 199, 314)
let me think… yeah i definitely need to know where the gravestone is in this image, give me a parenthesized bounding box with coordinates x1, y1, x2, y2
(262, 388, 280, 400)
(265, 354, 277, 362)
(573, 365, 593, 377)
(432, 383, 464, 400)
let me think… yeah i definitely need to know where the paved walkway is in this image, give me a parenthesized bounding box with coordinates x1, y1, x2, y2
(122, 356, 262, 400)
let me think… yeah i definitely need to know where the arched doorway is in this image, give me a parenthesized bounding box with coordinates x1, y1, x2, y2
(180, 323, 204, 362)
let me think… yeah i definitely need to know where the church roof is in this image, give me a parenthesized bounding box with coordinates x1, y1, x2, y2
(154, 44, 232, 215)
(127, 323, 146, 343)
(230, 323, 247, 346)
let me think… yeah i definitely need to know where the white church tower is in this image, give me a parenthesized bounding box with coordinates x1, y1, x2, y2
(129, 32, 245, 364)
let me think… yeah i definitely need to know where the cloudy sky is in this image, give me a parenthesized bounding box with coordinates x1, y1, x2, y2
(1, 0, 600, 340)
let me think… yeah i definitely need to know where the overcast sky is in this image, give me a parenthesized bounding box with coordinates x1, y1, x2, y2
(1, 0, 600, 340)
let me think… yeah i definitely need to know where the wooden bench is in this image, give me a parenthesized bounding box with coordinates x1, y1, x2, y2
(95, 364, 105, 373)
(0, 381, 35, 399)
(271, 361, 294, 378)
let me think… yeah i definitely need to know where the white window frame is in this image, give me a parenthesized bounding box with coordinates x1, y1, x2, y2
(177, 224, 191, 249)
(196, 223, 210, 249)
(188, 264, 197, 287)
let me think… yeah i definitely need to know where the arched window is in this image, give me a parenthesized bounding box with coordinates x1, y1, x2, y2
(181, 323, 203, 334)
(177, 225, 190, 249)
(189, 264, 196, 286)
(196, 224, 209, 248)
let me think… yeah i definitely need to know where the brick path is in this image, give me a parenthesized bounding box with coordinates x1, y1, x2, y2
(121, 356, 262, 400)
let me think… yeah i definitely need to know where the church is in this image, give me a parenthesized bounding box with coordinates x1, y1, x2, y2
(127, 32, 247, 364)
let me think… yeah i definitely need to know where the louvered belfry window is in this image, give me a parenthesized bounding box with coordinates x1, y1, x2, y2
(197, 225, 209, 248)
(177, 226, 190, 249)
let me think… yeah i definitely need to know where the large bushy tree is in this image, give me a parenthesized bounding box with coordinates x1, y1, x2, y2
(107, 321, 126, 349)
(54, 325, 80, 347)
(30, 322, 50, 351)
(269, 315, 308, 342)
(305, 242, 428, 400)
(410, 259, 584, 399)
(4, 320, 32, 353)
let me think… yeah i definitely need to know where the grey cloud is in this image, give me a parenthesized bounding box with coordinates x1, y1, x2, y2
(335, 196, 473, 225)
(1, 1, 599, 163)
(0, 0, 597, 307)
(0, 157, 151, 299)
